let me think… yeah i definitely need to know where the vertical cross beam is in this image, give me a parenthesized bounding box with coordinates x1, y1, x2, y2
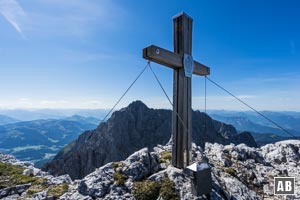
(172, 13, 193, 168)
(143, 12, 209, 169)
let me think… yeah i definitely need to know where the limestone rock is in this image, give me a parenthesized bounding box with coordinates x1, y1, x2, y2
(0, 153, 72, 199)
(204, 140, 300, 200)
(2, 139, 300, 199)
(0, 184, 31, 199)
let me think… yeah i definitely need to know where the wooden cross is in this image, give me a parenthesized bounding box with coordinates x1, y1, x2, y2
(143, 12, 210, 169)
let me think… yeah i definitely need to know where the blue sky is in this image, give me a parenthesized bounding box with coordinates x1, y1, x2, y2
(0, 0, 299, 111)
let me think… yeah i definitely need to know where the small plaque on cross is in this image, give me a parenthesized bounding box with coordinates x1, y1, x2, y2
(183, 54, 194, 78)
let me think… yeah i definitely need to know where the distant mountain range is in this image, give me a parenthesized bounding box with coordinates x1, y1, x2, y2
(0, 109, 108, 121)
(1, 104, 299, 174)
(0, 115, 100, 167)
(250, 132, 296, 146)
(0, 115, 20, 125)
(43, 101, 257, 180)
(209, 110, 300, 136)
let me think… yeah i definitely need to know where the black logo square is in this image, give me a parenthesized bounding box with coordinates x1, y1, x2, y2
(274, 177, 295, 195)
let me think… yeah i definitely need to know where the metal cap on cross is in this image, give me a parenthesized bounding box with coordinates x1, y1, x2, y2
(143, 12, 210, 169)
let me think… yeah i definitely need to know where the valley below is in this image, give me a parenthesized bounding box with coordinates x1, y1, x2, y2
(0, 115, 100, 167)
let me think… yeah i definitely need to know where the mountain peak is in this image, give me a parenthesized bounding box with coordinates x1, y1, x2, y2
(43, 101, 257, 180)
(125, 100, 149, 111)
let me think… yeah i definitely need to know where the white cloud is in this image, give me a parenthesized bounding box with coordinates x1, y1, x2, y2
(25, 0, 126, 38)
(19, 97, 29, 101)
(40, 100, 69, 107)
(17, 97, 32, 107)
(36, 99, 104, 109)
(0, 93, 300, 111)
(81, 100, 103, 107)
(0, 0, 126, 39)
(0, 0, 26, 37)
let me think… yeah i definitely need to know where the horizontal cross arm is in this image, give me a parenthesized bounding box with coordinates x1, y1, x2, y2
(143, 45, 210, 76)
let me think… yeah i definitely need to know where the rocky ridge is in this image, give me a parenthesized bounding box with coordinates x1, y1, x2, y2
(43, 101, 257, 180)
(2, 140, 299, 199)
(0, 153, 72, 200)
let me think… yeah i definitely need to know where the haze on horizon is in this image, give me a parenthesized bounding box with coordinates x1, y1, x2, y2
(0, 0, 299, 111)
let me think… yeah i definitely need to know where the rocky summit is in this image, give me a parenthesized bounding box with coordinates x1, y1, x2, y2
(0, 153, 72, 200)
(43, 101, 257, 180)
(1, 140, 299, 199)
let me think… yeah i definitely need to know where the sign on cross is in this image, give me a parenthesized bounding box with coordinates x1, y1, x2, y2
(143, 12, 210, 169)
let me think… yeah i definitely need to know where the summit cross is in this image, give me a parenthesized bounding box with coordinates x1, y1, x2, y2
(143, 12, 210, 169)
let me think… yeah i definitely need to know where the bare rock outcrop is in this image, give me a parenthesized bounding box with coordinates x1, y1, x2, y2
(61, 140, 300, 199)
(1, 140, 299, 199)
